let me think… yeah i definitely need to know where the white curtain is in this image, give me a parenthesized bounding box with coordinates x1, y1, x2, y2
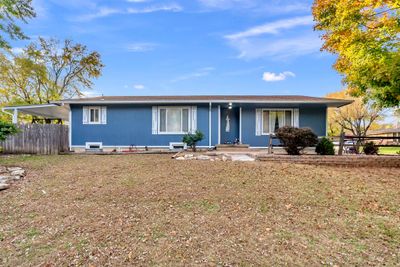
(167, 109, 181, 132)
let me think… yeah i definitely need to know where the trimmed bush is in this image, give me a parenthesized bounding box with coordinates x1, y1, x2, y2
(363, 142, 379, 155)
(0, 121, 19, 141)
(183, 131, 204, 152)
(275, 126, 318, 155)
(316, 137, 335, 155)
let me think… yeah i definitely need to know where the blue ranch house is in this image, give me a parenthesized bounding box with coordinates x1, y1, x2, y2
(3, 95, 352, 151)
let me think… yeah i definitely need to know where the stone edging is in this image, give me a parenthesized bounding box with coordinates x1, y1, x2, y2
(257, 155, 400, 168)
(0, 167, 26, 191)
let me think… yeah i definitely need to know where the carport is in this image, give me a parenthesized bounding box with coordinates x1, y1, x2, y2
(2, 104, 70, 123)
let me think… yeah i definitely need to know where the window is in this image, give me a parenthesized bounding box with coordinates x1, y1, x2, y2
(262, 109, 293, 134)
(89, 107, 100, 124)
(158, 107, 190, 134)
(83, 106, 107, 125)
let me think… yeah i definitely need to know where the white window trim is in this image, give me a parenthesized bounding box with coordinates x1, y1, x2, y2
(157, 106, 191, 135)
(88, 106, 102, 125)
(261, 108, 294, 135)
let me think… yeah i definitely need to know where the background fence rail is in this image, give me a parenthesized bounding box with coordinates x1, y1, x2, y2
(0, 124, 69, 155)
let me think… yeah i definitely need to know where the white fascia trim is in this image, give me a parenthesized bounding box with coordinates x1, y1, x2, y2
(57, 100, 351, 106)
(3, 103, 62, 109)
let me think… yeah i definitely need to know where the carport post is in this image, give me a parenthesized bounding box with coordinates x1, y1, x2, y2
(12, 109, 18, 124)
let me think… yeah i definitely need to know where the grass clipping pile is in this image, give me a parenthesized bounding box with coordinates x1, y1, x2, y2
(0, 154, 399, 266)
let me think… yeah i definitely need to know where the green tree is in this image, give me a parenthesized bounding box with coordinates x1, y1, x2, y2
(0, 38, 104, 121)
(313, 0, 400, 107)
(0, 0, 35, 49)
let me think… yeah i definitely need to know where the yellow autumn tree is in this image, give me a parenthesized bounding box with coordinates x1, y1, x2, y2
(313, 0, 400, 108)
(326, 89, 383, 136)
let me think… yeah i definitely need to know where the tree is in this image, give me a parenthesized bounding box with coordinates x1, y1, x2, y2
(183, 131, 204, 152)
(0, 0, 35, 49)
(0, 38, 104, 121)
(313, 0, 400, 108)
(275, 126, 318, 155)
(326, 89, 383, 137)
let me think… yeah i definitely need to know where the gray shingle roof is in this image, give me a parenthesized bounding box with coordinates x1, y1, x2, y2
(58, 95, 352, 107)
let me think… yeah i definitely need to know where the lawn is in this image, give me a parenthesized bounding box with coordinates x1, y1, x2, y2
(0, 155, 399, 266)
(379, 146, 400, 155)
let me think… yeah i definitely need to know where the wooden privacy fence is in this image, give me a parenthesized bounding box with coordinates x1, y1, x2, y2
(0, 124, 69, 155)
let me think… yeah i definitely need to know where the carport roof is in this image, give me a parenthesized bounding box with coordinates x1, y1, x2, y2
(2, 104, 70, 121)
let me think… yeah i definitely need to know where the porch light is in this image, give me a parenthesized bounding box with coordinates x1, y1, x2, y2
(228, 102, 233, 109)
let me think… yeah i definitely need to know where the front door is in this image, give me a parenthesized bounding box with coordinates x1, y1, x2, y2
(220, 107, 240, 144)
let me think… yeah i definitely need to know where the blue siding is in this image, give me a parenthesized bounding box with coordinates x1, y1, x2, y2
(71, 104, 211, 147)
(71, 103, 328, 148)
(299, 104, 327, 136)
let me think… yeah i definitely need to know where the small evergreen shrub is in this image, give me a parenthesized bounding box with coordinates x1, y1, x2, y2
(275, 126, 318, 155)
(0, 121, 19, 141)
(363, 142, 379, 155)
(316, 137, 335, 155)
(183, 131, 204, 152)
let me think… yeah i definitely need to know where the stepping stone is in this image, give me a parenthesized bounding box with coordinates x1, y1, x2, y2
(230, 154, 255, 162)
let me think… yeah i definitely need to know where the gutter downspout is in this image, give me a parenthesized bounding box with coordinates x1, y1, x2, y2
(1, 107, 18, 124)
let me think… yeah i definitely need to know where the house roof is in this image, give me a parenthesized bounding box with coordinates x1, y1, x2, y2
(57, 95, 353, 107)
(369, 127, 400, 135)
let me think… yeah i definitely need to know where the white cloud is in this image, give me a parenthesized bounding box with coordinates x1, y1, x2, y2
(224, 15, 321, 60)
(225, 16, 313, 40)
(197, 0, 311, 14)
(126, 42, 157, 52)
(198, 0, 256, 9)
(262, 71, 295, 82)
(127, 3, 183, 14)
(133, 84, 145, 90)
(229, 35, 322, 60)
(171, 67, 215, 82)
(75, 7, 122, 21)
(75, 3, 183, 21)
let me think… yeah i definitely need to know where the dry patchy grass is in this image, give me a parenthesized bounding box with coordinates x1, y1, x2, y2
(0, 155, 399, 266)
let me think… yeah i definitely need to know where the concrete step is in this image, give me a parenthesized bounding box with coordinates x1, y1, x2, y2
(216, 144, 250, 151)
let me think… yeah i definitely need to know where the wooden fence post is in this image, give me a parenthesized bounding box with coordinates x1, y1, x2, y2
(338, 130, 345, 156)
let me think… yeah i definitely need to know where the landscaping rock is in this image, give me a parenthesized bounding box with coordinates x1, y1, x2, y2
(196, 155, 211, 160)
(221, 155, 229, 162)
(0, 166, 26, 192)
(10, 170, 25, 177)
(0, 176, 13, 183)
(7, 167, 23, 172)
(176, 157, 186, 161)
(0, 183, 10, 190)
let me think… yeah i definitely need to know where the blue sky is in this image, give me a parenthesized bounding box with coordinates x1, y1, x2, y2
(13, 0, 344, 97)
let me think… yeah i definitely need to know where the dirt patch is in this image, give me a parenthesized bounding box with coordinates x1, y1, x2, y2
(0, 155, 399, 266)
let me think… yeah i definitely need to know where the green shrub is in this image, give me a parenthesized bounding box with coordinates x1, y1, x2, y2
(275, 126, 318, 155)
(183, 131, 204, 152)
(316, 137, 335, 155)
(363, 142, 379, 155)
(0, 121, 19, 141)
